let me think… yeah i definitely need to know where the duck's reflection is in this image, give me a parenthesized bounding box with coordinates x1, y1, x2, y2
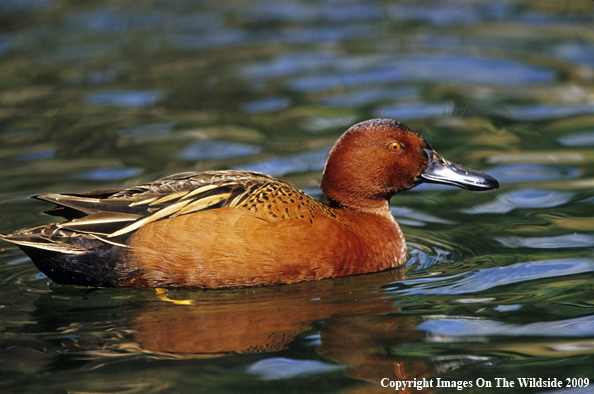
(115, 268, 439, 392)
(132, 268, 408, 356)
(23, 269, 478, 392)
(124, 268, 450, 393)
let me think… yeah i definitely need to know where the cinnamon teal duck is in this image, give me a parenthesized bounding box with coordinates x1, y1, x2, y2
(0, 119, 498, 288)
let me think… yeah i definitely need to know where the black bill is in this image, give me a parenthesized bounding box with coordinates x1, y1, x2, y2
(419, 148, 499, 191)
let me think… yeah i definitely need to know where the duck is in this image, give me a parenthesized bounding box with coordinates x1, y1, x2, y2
(0, 119, 498, 288)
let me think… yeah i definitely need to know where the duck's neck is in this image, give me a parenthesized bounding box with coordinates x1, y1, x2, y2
(331, 198, 407, 270)
(321, 165, 396, 216)
(326, 195, 395, 222)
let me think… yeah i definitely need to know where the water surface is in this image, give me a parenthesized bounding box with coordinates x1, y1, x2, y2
(1, 1, 593, 393)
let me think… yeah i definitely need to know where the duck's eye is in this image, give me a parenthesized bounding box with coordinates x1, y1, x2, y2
(387, 142, 404, 153)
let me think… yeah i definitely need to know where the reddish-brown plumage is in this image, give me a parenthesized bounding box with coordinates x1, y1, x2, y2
(0, 119, 498, 288)
(122, 206, 405, 287)
(321, 120, 430, 211)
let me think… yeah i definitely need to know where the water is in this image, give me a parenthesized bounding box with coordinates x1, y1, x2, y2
(1, 0, 593, 393)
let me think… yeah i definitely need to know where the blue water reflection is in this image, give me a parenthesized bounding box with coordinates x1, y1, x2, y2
(417, 315, 594, 338)
(237, 148, 329, 178)
(81, 68, 120, 85)
(554, 42, 594, 67)
(496, 234, 594, 249)
(485, 164, 581, 183)
(0, 0, 52, 13)
(504, 104, 594, 121)
(558, 131, 594, 147)
(71, 9, 163, 33)
(238, 52, 339, 80)
(463, 189, 573, 214)
(406, 243, 457, 270)
(242, 97, 290, 113)
(386, 258, 594, 295)
(320, 86, 420, 108)
(85, 90, 163, 107)
(69, 8, 224, 34)
(243, 3, 383, 23)
(388, 2, 514, 25)
(179, 141, 261, 160)
(71, 167, 143, 181)
(0, 34, 16, 57)
(12, 149, 56, 162)
(244, 357, 346, 380)
(375, 102, 454, 120)
(391, 207, 455, 227)
(166, 31, 247, 51)
(388, 55, 555, 85)
(286, 55, 556, 93)
(301, 115, 358, 133)
(287, 65, 406, 93)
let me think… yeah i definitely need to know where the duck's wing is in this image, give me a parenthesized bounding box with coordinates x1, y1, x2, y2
(1, 170, 287, 250)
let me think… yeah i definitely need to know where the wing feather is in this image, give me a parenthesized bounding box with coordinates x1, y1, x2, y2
(1, 170, 314, 255)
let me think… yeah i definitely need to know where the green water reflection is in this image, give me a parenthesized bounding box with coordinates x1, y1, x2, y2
(1, 0, 594, 393)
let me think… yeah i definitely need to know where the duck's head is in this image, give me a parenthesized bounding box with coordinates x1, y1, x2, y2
(320, 119, 499, 211)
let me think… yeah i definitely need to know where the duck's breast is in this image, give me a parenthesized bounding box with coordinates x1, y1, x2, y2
(123, 206, 405, 288)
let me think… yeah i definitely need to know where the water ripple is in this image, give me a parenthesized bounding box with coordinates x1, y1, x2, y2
(85, 90, 163, 107)
(236, 148, 329, 178)
(462, 189, 573, 214)
(417, 314, 594, 338)
(388, 55, 555, 86)
(244, 3, 383, 23)
(279, 25, 379, 45)
(0, 0, 52, 14)
(496, 234, 594, 249)
(388, 4, 481, 25)
(73, 9, 162, 33)
(553, 42, 594, 67)
(558, 131, 594, 147)
(287, 55, 556, 93)
(241, 97, 290, 113)
(244, 357, 346, 380)
(406, 246, 457, 271)
(0, 34, 16, 57)
(68, 8, 222, 33)
(385, 258, 594, 295)
(375, 102, 455, 120)
(179, 141, 261, 160)
(238, 51, 340, 80)
(320, 87, 420, 108)
(71, 167, 143, 181)
(481, 164, 581, 183)
(301, 115, 358, 133)
(404, 235, 463, 271)
(504, 104, 594, 121)
(392, 207, 455, 227)
(117, 123, 175, 138)
(388, 2, 513, 25)
(288, 66, 405, 93)
(13, 148, 56, 162)
(166, 31, 247, 51)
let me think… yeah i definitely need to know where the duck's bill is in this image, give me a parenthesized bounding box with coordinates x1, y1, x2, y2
(419, 149, 499, 191)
